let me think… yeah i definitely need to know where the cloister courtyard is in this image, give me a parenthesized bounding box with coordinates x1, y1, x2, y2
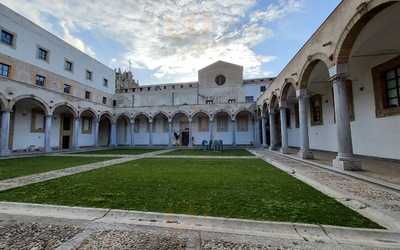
(0, 147, 399, 249)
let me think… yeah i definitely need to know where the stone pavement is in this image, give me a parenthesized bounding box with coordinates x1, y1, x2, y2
(0, 202, 399, 250)
(0, 149, 174, 192)
(282, 148, 400, 187)
(250, 149, 400, 231)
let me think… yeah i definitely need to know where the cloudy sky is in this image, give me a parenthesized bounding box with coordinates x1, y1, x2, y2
(0, 0, 340, 84)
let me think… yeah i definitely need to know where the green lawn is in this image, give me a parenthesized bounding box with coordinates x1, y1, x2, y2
(75, 148, 162, 155)
(0, 158, 380, 228)
(0, 156, 115, 181)
(162, 149, 254, 156)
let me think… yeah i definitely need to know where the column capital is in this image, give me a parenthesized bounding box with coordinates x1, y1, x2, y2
(329, 64, 348, 81)
(296, 88, 309, 99)
(279, 106, 288, 111)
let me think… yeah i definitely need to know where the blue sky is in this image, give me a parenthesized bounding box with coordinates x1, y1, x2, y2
(1, 0, 341, 85)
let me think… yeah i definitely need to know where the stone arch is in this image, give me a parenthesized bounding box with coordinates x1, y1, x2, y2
(279, 80, 297, 106)
(116, 112, 131, 121)
(192, 110, 210, 119)
(52, 102, 78, 118)
(298, 53, 332, 89)
(99, 111, 113, 121)
(234, 108, 255, 119)
(152, 111, 170, 121)
(79, 108, 97, 119)
(11, 95, 50, 115)
(171, 110, 190, 121)
(334, 0, 399, 64)
(212, 109, 231, 118)
(132, 112, 151, 121)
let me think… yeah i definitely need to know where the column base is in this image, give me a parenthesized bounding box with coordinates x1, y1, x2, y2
(333, 156, 362, 171)
(280, 147, 289, 154)
(269, 145, 279, 151)
(298, 150, 314, 159)
(1, 149, 10, 157)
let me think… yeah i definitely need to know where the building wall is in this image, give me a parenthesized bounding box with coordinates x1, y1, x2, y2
(0, 3, 115, 94)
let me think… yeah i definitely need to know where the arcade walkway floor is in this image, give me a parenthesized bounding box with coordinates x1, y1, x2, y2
(281, 148, 400, 186)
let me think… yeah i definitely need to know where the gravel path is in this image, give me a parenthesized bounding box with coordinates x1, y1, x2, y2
(0, 221, 82, 250)
(76, 230, 187, 250)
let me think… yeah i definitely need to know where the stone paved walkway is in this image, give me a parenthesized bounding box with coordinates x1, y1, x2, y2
(0, 149, 174, 192)
(0, 203, 399, 250)
(250, 149, 400, 231)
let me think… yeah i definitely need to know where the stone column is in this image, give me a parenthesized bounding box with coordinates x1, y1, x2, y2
(231, 118, 236, 146)
(261, 114, 267, 147)
(130, 119, 135, 146)
(296, 89, 313, 159)
(188, 118, 193, 147)
(73, 117, 80, 150)
(253, 117, 261, 147)
(168, 120, 173, 148)
(279, 106, 289, 154)
(269, 111, 277, 150)
(332, 75, 361, 170)
(149, 119, 153, 146)
(44, 114, 53, 153)
(110, 121, 117, 147)
(94, 117, 99, 147)
(209, 117, 214, 142)
(1, 110, 11, 156)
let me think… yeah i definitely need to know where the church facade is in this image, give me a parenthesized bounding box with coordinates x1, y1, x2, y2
(0, 0, 399, 172)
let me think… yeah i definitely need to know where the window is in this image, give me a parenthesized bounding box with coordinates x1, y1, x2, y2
(198, 116, 209, 132)
(113, 100, 117, 107)
(102, 97, 107, 104)
(64, 60, 73, 72)
(81, 117, 92, 134)
(35, 74, 46, 86)
(384, 68, 400, 107)
(86, 70, 93, 80)
(216, 116, 228, 132)
(245, 96, 254, 103)
(63, 84, 71, 94)
(260, 86, 266, 92)
(103, 78, 108, 87)
(310, 94, 323, 126)
(31, 109, 45, 133)
(85, 91, 91, 100)
(372, 56, 400, 117)
(1, 29, 14, 46)
(237, 114, 249, 132)
(37, 47, 49, 62)
(215, 75, 226, 86)
(0, 63, 10, 78)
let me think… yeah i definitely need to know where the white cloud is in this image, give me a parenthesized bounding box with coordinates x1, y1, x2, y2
(0, 0, 303, 83)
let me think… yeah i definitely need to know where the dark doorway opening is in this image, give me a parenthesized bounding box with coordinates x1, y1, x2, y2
(61, 115, 72, 149)
(181, 130, 189, 146)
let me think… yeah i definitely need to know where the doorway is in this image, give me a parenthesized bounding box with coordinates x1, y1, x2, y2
(60, 115, 73, 149)
(181, 129, 189, 146)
